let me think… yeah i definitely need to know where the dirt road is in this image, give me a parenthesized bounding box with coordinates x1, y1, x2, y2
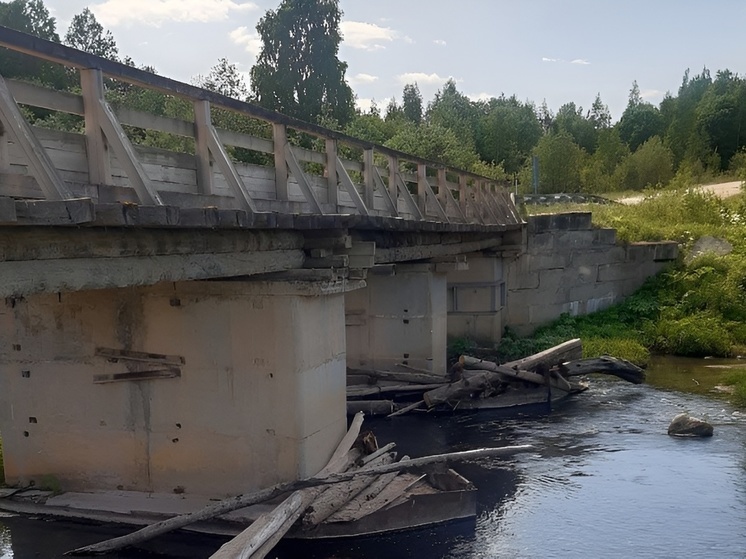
(619, 180, 743, 205)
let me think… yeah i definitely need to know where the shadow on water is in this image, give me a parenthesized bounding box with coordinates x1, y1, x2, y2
(2, 356, 746, 558)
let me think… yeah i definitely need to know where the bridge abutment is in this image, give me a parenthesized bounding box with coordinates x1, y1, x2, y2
(0, 279, 352, 496)
(345, 264, 448, 374)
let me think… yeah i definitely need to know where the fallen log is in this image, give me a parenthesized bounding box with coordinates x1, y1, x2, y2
(559, 356, 645, 384)
(347, 383, 447, 398)
(71, 412, 366, 557)
(423, 371, 505, 408)
(347, 400, 395, 416)
(460, 356, 573, 393)
(302, 452, 395, 526)
(504, 338, 583, 371)
(387, 399, 424, 418)
(347, 368, 446, 385)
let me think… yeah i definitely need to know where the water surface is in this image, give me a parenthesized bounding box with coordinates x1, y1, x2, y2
(1, 356, 745, 558)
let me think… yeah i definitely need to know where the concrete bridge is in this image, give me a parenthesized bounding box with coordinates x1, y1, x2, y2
(0, 28, 677, 498)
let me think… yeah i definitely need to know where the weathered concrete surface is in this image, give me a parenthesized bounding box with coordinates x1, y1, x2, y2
(345, 263, 447, 374)
(0, 279, 351, 497)
(506, 212, 678, 336)
(446, 253, 506, 343)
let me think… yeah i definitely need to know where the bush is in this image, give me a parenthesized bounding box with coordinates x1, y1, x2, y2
(582, 337, 650, 367)
(651, 312, 733, 356)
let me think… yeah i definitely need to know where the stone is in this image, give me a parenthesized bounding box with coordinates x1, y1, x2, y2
(667, 413, 714, 437)
(685, 236, 733, 264)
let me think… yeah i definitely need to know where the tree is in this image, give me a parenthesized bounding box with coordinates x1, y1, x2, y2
(476, 95, 542, 174)
(0, 0, 67, 88)
(426, 79, 479, 149)
(401, 83, 423, 124)
(196, 58, 249, 99)
(533, 132, 586, 192)
(589, 93, 611, 129)
(385, 122, 478, 171)
(618, 82, 664, 152)
(249, 0, 355, 126)
(623, 136, 674, 189)
(64, 7, 118, 60)
(552, 101, 598, 153)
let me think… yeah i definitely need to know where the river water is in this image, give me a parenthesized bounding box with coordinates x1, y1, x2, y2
(2, 356, 745, 558)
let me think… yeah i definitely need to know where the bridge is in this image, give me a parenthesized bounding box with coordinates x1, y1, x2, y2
(0, 28, 676, 498)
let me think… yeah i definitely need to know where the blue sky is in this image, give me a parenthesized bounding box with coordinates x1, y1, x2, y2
(42, 0, 746, 122)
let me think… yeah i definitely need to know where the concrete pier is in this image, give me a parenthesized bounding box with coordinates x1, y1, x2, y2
(0, 279, 354, 497)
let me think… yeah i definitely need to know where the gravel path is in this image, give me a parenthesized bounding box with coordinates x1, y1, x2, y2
(619, 180, 743, 205)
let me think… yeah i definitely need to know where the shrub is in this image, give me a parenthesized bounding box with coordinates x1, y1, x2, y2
(651, 312, 733, 356)
(582, 337, 650, 367)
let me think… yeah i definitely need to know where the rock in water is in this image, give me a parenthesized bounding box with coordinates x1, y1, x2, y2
(667, 413, 714, 437)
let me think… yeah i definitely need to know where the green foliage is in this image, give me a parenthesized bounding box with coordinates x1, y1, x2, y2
(533, 131, 587, 192)
(426, 79, 480, 151)
(582, 338, 650, 367)
(650, 312, 733, 356)
(385, 122, 478, 170)
(401, 83, 423, 125)
(64, 7, 118, 60)
(724, 371, 746, 407)
(250, 0, 355, 126)
(622, 136, 674, 190)
(552, 102, 598, 153)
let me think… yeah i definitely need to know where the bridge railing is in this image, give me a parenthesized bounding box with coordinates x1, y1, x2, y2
(0, 27, 521, 226)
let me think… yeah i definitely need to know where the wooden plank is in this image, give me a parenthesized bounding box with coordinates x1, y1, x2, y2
(284, 142, 323, 214)
(363, 148, 375, 208)
(372, 164, 398, 216)
(421, 172, 448, 222)
(290, 144, 325, 166)
(205, 122, 258, 213)
(193, 100, 214, 195)
(216, 128, 273, 154)
(325, 139, 339, 210)
(439, 168, 466, 222)
(336, 156, 368, 215)
(0, 196, 17, 222)
(0, 75, 72, 200)
(7, 79, 84, 115)
(14, 198, 94, 225)
(0, 171, 43, 199)
(80, 69, 113, 186)
(114, 106, 194, 138)
(393, 165, 423, 220)
(273, 123, 288, 201)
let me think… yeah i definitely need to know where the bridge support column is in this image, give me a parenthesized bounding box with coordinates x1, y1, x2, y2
(446, 252, 507, 344)
(345, 263, 447, 374)
(0, 279, 352, 497)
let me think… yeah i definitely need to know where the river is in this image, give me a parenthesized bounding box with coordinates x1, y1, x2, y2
(2, 356, 745, 558)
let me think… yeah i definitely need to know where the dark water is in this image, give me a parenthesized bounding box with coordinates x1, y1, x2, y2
(2, 356, 746, 559)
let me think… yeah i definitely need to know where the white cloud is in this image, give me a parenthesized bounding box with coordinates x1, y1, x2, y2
(433, 39, 447, 46)
(403, 35, 415, 44)
(355, 97, 392, 114)
(349, 73, 379, 85)
(641, 89, 664, 100)
(341, 21, 397, 51)
(468, 92, 495, 102)
(397, 72, 452, 85)
(571, 58, 591, 65)
(542, 57, 560, 63)
(230, 26, 262, 57)
(92, 0, 258, 27)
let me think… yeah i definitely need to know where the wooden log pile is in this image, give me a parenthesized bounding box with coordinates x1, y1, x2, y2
(346, 339, 646, 416)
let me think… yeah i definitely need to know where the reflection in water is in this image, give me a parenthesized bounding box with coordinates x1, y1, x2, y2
(0, 525, 11, 559)
(1, 356, 746, 558)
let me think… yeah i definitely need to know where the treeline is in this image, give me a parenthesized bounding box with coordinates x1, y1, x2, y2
(2, 0, 745, 192)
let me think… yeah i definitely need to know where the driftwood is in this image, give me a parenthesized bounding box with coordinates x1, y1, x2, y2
(302, 452, 395, 526)
(387, 399, 424, 418)
(559, 356, 645, 384)
(71, 412, 367, 557)
(504, 338, 583, 371)
(347, 400, 395, 416)
(423, 371, 505, 408)
(69, 438, 530, 555)
(347, 383, 447, 398)
(461, 356, 573, 393)
(347, 368, 446, 385)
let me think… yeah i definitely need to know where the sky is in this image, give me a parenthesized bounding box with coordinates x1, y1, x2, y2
(40, 0, 746, 123)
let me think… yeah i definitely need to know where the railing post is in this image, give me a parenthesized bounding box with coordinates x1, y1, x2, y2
(193, 100, 214, 195)
(387, 155, 398, 203)
(80, 69, 112, 186)
(417, 163, 428, 215)
(459, 174, 468, 218)
(363, 148, 375, 209)
(273, 123, 288, 201)
(437, 168, 448, 213)
(326, 138, 338, 211)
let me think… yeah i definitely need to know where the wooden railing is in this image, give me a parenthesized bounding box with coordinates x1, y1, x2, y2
(0, 26, 521, 227)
